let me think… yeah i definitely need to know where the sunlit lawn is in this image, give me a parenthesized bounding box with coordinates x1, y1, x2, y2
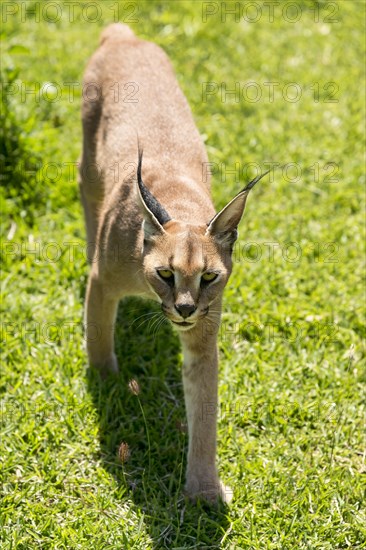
(1, 1, 365, 548)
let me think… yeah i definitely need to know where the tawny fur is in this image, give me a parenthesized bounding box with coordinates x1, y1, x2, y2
(79, 23, 260, 504)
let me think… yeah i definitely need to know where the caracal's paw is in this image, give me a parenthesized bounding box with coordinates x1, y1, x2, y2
(185, 477, 233, 505)
(90, 352, 119, 378)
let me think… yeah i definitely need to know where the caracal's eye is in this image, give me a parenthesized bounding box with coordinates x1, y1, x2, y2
(158, 269, 174, 280)
(202, 272, 218, 282)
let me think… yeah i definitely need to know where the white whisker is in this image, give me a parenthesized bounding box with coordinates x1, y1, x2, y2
(130, 311, 160, 327)
(134, 313, 161, 330)
(153, 316, 168, 341)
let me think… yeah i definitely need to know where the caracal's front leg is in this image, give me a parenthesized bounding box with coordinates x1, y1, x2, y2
(85, 270, 119, 376)
(179, 313, 233, 504)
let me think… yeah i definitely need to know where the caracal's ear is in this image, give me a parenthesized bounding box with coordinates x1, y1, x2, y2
(206, 170, 270, 247)
(136, 147, 171, 238)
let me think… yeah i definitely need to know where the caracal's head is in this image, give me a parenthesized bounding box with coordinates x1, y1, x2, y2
(136, 150, 268, 331)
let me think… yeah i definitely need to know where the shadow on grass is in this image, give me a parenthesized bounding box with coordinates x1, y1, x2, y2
(86, 297, 230, 548)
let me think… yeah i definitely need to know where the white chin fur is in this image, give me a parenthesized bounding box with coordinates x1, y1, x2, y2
(171, 322, 196, 332)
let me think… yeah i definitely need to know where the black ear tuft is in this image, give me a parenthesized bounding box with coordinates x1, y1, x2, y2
(242, 169, 271, 192)
(206, 167, 270, 242)
(137, 148, 171, 226)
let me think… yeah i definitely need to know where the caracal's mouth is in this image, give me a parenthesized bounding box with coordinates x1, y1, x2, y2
(166, 318, 197, 331)
(171, 320, 195, 328)
(162, 306, 209, 330)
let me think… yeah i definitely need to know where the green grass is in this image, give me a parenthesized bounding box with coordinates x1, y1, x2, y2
(1, 1, 365, 548)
